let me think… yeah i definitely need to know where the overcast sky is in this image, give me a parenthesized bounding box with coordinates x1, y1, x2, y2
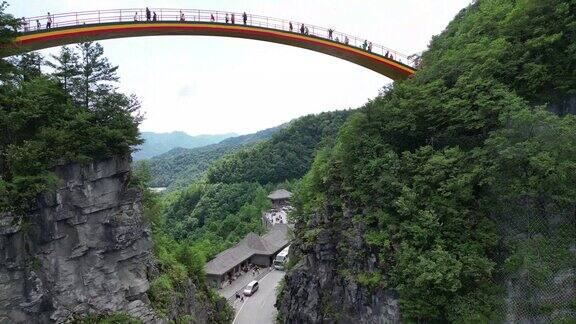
(8, 0, 472, 135)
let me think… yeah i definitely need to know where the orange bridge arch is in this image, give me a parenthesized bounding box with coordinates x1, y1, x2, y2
(4, 9, 417, 80)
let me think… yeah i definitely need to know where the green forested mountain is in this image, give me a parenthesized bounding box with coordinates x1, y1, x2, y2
(280, 0, 576, 323)
(144, 126, 280, 188)
(146, 111, 351, 280)
(206, 110, 352, 185)
(159, 181, 271, 260)
(133, 131, 236, 160)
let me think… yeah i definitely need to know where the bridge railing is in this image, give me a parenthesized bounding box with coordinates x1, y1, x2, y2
(18, 8, 417, 68)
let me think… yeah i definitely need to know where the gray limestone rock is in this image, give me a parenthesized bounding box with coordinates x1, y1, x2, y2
(0, 156, 159, 323)
(277, 211, 400, 324)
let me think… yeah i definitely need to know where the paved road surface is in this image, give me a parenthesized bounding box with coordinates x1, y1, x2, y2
(233, 270, 285, 324)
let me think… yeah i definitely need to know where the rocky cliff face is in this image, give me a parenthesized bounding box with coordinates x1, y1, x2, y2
(278, 201, 575, 324)
(0, 156, 157, 323)
(277, 210, 400, 324)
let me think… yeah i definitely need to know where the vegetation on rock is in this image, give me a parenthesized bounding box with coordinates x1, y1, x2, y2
(132, 163, 234, 323)
(0, 12, 141, 214)
(284, 0, 576, 322)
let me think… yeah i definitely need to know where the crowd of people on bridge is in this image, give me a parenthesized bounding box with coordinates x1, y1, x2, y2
(22, 8, 401, 63)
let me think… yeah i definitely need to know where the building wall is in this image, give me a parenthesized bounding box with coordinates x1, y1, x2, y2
(251, 254, 272, 267)
(271, 198, 289, 208)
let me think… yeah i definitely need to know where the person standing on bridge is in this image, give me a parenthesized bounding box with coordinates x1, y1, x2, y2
(152, 11, 157, 22)
(368, 42, 373, 52)
(21, 17, 28, 32)
(225, 13, 229, 23)
(305, 26, 309, 35)
(328, 28, 333, 39)
(300, 23, 304, 34)
(146, 7, 151, 21)
(36, 19, 41, 30)
(180, 11, 185, 22)
(231, 13, 235, 24)
(344, 36, 349, 45)
(210, 14, 215, 22)
(46, 12, 52, 28)
(362, 39, 368, 50)
(243, 12, 247, 25)
(289, 22, 293, 32)
(134, 12, 139, 22)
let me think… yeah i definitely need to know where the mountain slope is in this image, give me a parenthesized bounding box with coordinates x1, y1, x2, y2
(133, 131, 235, 160)
(278, 1, 576, 323)
(145, 126, 280, 188)
(206, 110, 353, 185)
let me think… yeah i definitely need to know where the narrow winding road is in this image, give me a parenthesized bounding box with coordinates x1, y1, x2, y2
(233, 270, 285, 324)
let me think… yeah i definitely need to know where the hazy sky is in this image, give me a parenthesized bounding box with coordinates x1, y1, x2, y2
(8, 0, 472, 135)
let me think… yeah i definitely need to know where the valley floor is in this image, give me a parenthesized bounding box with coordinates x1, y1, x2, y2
(232, 270, 285, 324)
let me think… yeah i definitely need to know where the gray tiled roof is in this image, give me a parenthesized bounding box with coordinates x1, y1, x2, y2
(204, 224, 289, 276)
(267, 189, 293, 200)
(261, 224, 289, 253)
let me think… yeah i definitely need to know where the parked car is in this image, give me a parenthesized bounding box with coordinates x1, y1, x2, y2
(243, 280, 259, 296)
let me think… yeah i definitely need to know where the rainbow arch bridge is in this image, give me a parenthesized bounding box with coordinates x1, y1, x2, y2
(3, 8, 418, 80)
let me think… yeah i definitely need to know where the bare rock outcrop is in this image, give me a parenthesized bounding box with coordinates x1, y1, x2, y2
(0, 156, 158, 323)
(277, 210, 400, 324)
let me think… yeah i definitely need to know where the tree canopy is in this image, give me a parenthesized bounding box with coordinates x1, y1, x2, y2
(206, 110, 352, 185)
(0, 38, 142, 213)
(284, 0, 576, 322)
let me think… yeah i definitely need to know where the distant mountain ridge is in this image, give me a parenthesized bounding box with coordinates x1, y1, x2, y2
(144, 126, 282, 188)
(132, 131, 236, 160)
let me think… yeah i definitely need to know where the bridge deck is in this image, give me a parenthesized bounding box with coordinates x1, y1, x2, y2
(5, 8, 417, 80)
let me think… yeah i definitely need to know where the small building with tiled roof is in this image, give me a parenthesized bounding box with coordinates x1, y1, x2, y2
(204, 224, 289, 285)
(267, 189, 292, 208)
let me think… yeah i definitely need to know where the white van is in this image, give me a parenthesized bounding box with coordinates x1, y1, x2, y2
(243, 280, 259, 296)
(273, 245, 290, 270)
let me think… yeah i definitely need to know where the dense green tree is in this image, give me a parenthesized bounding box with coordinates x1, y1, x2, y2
(161, 180, 271, 260)
(0, 42, 141, 213)
(46, 46, 81, 92)
(206, 110, 351, 185)
(133, 165, 233, 323)
(283, 0, 576, 322)
(9, 52, 44, 81)
(73, 42, 119, 109)
(0, 2, 23, 83)
(0, 1, 19, 45)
